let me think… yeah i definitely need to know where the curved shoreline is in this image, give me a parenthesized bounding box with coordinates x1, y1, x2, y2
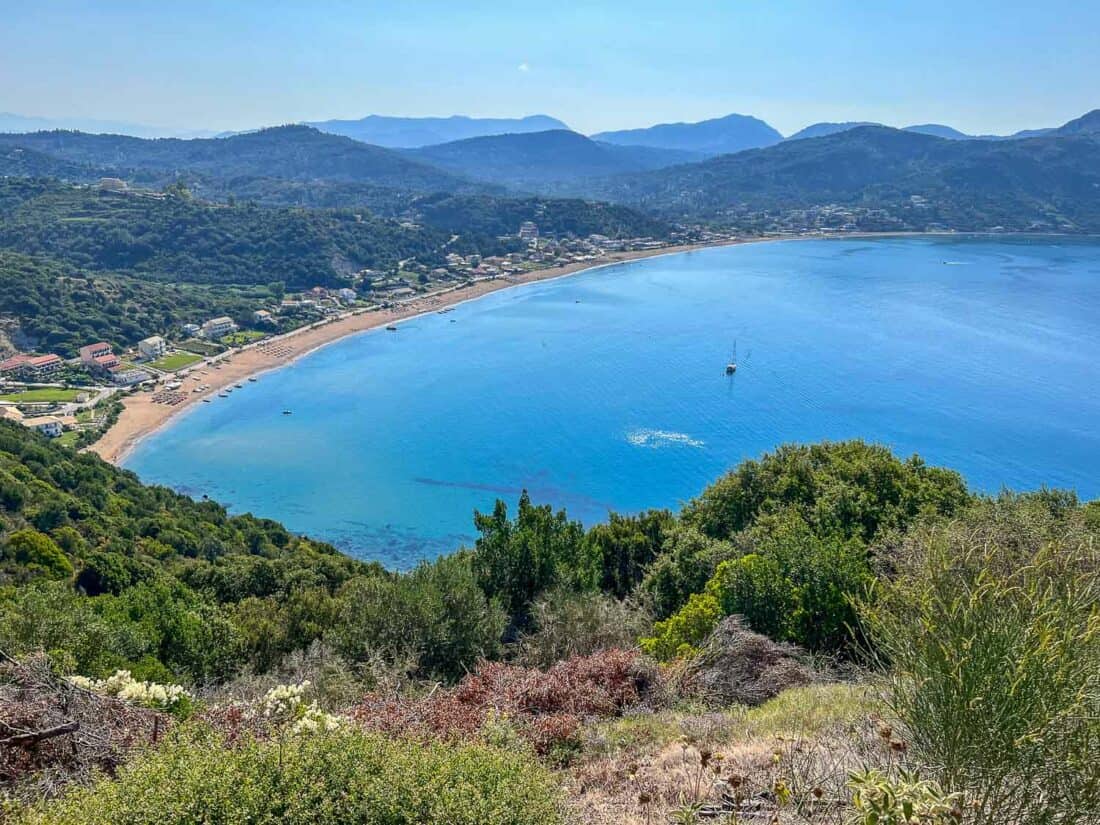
(92, 237, 767, 465)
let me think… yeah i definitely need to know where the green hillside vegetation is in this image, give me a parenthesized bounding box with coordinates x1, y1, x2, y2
(579, 126, 1100, 229)
(406, 129, 700, 187)
(0, 126, 480, 194)
(411, 192, 668, 240)
(0, 428, 971, 685)
(0, 179, 457, 289)
(0, 251, 275, 356)
(1, 424, 1096, 822)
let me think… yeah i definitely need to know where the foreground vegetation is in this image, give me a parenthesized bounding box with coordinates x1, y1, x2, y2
(0, 423, 1096, 823)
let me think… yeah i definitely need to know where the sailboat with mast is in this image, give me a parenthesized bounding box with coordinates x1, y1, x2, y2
(725, 341, 738, 375)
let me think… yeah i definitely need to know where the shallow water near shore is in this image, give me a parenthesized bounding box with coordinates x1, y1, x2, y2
(124, 236, 1100, 567)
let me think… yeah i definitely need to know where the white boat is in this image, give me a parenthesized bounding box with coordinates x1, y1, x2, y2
(725, 341, 738, 375)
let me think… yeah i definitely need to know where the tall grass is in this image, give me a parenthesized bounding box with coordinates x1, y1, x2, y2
(860, 493, 1100, 824)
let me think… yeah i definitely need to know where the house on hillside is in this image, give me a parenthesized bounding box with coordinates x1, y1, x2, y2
(92, 353, 121, 374)
(0, 354, 31, 376)
(337, 288, 357, 303)
(519, 221, 539, 242)
(138, 336, 167, 360)
(79, 342, 113, 365)
(253, 309, 277, 326)
(200, 317, 238, 339)
(24, 354, 63, 379)
(23, 415, 63, 438)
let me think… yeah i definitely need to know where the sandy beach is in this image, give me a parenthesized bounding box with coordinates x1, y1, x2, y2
(91, 238, 759, 465)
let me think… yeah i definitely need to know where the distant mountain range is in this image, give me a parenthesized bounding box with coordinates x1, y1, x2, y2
(0, 125, 483, 194)
(4, 107, 1096, 155)
(784, 112, 1100, 143)
(592, 113, 782, 156)
(2, 109, 1098, 233)
(571, 124, 1100, 231)
(405, 130, 702, 188)
(0, 112, 217, 139)
(302, 114, 570, 148)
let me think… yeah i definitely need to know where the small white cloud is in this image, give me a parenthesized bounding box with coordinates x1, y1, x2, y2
(517, 62, 530, 72)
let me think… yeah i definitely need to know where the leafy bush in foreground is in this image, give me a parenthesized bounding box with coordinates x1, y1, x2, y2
(19, 727, 563, 825)
(860, 493, 1100, 825)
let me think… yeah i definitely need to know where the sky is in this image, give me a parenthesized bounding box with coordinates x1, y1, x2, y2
(1, 1, 1098, 137)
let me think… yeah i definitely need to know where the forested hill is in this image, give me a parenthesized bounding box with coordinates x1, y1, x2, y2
(0, 178, 455, 288)
(410, 192, 668, 239)
(405, 130, 700, 187)
(575, 126, 1100, 229)
(0, 126, 481, 194)
(0, 251, 279, 357)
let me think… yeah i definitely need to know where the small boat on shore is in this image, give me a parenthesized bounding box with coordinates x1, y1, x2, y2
(248, 377, 257, 382)
(234, 383, 244, 389)
(218, 392, 228, 398)
(385, 325, 398, 331)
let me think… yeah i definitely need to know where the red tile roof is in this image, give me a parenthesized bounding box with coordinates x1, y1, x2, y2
(0, 354, 31, 371)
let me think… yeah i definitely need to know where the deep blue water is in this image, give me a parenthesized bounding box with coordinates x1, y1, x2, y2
(124, 237, 1100, 567)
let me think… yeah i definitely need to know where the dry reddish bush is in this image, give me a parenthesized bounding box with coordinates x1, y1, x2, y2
(351, 649, 653, 755)
(0, 654, 167, 801)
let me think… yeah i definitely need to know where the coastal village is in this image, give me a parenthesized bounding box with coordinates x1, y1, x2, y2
(0, 220, 734, 449)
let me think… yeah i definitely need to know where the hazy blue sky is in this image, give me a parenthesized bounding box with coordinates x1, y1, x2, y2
(2, 1, 1097, 136)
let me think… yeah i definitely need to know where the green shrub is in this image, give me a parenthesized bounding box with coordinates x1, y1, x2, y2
(848, 769, 963, 825)
(639, 523, 736, 619)
(711, 552, 795, 641)
(642, 513, 873, 659)
(859, 494, 1100, 824)
(21, 727, 564, 825)
(640, 591, 722, 660)
(515, 587, 652, 668)
(473, 492, 598, 627)
(681, 441, 971, 544)
(3, 528, 72, 579)
(334, 553, 506, 681)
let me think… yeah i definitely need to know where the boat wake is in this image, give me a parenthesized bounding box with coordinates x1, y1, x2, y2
(626, 428, 705, 449)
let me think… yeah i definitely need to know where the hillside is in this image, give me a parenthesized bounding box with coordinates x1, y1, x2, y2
(1052, 108, 1100, 135)
(577, 126, 1100, 229)
(405, 130, 697, 187)
(409, 192, 668, 239)
(304, 113, 569, 147)
(785, 121, 879, 141)
(592, 113, 782, 155)
(0, 178, 454, 288)
(2, 423, 1096, 823)
(0, 126, 478, 194)
(0, 251, 275, 357)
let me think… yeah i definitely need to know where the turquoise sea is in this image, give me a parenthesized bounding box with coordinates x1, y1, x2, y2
(124, 237, 1100, 568)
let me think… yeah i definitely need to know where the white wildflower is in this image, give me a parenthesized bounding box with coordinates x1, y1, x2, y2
(67, 669, 191, 711)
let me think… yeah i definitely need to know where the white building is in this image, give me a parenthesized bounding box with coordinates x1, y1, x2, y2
(24, 415, 63, 438)
(182, 323, 201, 337)
(112, 369, 151, 386)
(337, 287, 357, 303)
(201, 317, 238, 339)
(519, 221, 539, 242)
(138, 336, 167, 360)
